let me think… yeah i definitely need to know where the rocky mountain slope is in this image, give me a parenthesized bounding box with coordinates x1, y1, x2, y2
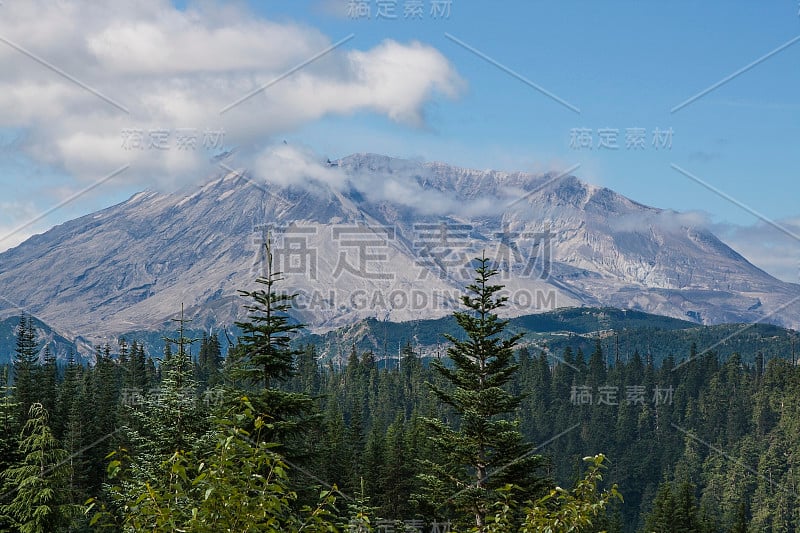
(0, 153, 797, 345)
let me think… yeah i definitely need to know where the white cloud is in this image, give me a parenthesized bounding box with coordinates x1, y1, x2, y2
(252, 144, 349, 190)
(248, 144, 517, 218)
(0, 0, 463, 189)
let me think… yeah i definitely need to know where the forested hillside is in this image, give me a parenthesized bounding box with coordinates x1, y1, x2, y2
(300, 311, 798, 370)
(0, 258, 798, 531)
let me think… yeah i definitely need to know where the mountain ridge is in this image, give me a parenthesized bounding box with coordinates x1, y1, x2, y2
(0, 152, 797, 343)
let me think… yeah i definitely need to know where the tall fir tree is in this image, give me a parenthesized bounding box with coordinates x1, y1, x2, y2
(58, 354, 90, 508)
(197, 331, 223, 387)
(0, 365, 20, 531)
(158, 303, 203, 453)
(420, 254, 548, 530)
(123, 339, 149, 392)
(1, 403, 82, 533)
(642, 480, 702, 533)
(39, 345, 58, 423)
(118, 337, 129, 366)
(12, 313, 40, 426)
(84, 345, 120, 494)
(230, 237, 317, 452)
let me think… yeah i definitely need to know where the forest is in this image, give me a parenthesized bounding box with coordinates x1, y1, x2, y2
(0, 254, 799, 532)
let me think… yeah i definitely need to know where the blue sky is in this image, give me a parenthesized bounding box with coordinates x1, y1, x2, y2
(0, 0, 798, 281)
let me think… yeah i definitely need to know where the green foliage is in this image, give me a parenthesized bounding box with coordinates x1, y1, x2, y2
(7, 273, 800, 531)
(229, 239, 318, 451)
(466, 454, 622, 533)
(233, 239, 304, 390)
(642, 480, 700, 533)
(123, 339, 150, 392)
(1, 403, 83, 533)
(98, 398, 340, 532)
(197, 332, 224, 387)
(519, 455, 621, 533)
(421, 255, 548, 529)
(12, 313, 40, 426)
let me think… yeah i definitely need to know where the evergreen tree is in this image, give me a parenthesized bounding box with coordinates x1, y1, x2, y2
(0, 364, 19, 446)
(294, 344, 321, 397)
(12, 313, 40, 425)
(320, 398, 349, 497)
(101, 400, 340, 532)
(730, 500, 748, 533)
(84, 346, 120, 494)
(345, 405, 366, 495)
(1, 403, 82, 532)
(643, 480, 701, 533)
(119, 306, 209, 495)
(421, 254, 548, 529)
(39, 345, 58, 422)
(231, 238, 317, 452)
(0, 365, 20, 531)
(382, 413, 416, 519)
(118, 337, 129, 366)
(198, 332, 224, 387)
(362, 423, 386, 511)
(643, 481, 675, 532)
(588, 338, 608, 387)
(159, 304, 204, 453)
(53, 350, 78, 442)
(124, 339, 148, 392)
(60, 357, 91, 511)
(145, 352, 158, 386)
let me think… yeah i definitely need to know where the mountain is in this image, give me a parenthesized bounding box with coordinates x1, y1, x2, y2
(0, 315, 87, 365)
(299, 307, 797, 369)
(0, 153, 798, 347)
